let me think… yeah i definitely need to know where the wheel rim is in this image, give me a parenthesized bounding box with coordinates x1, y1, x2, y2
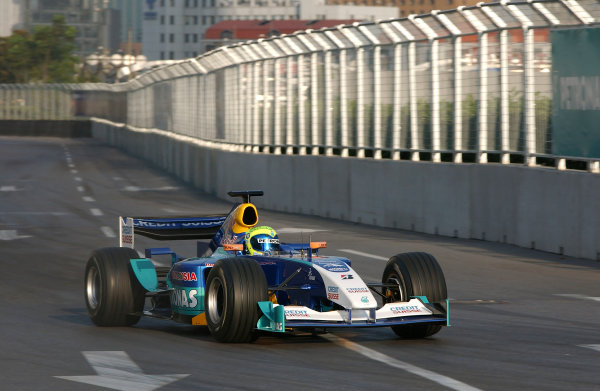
(385, 273, 405, 302)
(207, 276, 225, 323)
(86, 265, 101, 310)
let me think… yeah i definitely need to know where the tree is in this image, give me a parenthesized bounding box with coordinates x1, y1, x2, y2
(0, 14, 79, 83)
(7, 30, 34, 83)
(31, 14, 78, 83)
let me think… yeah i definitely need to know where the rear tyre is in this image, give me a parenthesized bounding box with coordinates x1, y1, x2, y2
(382, 252, 447, 339)
(205, 258, 268, 343)
(84, 247, 145, 326)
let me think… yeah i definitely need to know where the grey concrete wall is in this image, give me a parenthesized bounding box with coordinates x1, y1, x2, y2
(92, 121, 600, 261)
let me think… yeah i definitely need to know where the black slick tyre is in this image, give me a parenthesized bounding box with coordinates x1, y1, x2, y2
(382, 252, 447, 339)
(204, 258, 268, 343)
(84, 247, 145, 326)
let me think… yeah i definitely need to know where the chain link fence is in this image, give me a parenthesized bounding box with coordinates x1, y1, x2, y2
(1, 0, 599, 170)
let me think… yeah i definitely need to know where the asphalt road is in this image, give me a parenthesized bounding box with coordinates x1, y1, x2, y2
(1, 136, 598, 391)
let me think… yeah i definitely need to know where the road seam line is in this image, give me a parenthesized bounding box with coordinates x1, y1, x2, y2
(90, 208, 103, 216)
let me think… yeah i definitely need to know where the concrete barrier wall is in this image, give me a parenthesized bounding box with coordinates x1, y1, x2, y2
(92, 120, 600, 261)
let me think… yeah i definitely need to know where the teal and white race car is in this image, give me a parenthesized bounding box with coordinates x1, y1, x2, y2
(84, 191, 449, 342)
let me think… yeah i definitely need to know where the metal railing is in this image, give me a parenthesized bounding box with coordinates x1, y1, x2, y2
(1, 0, 599, 171)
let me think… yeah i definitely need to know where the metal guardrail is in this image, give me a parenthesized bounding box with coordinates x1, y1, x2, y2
(1, 0, 599, 172)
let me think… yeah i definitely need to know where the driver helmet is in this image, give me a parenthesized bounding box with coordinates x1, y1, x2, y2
(244, 226, 280, 255)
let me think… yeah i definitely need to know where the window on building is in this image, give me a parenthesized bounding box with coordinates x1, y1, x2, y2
(185, 0, 189, 6)
(419, 0, 423, 4)
(169, 51, 174, 59)
(160, 15, 165, 24)
(170, 0, 175, 6)
(170, 33, 175, 43)
(184, 34, 189, 43)
(193, 51, 197, 57)
(202, 15, 206, 25)
(210, 15, 215, 24)
(170, 15, 174, 24)
(160, 33, 165, 43)
(193, 15, 198, 24)
(210, 0, 215, 6)
(160, 51, 165, 59)
(202, 0, 206, 6)
(220, 30, 233, 39)
(194, 0, 198, 6)
(448, 0, 453, 3)
(160, 0, 165, 6)
(193, 33, 198, 42)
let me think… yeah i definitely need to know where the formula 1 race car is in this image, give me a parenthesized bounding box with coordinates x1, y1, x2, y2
(84, 191, 449, 342)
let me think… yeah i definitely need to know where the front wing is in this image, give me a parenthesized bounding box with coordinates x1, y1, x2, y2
(257, 298, 449, 332)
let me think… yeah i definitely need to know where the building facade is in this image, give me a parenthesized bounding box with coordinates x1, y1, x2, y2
(325, 0, 488, 17)
(142, 0, 399, 60)
(0, 0, 25, 36)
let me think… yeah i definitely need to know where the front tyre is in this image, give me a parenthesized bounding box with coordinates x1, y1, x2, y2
(382, 252, 447, 339)
(84, 247, 145, 326)
(205, 258, 268, 343)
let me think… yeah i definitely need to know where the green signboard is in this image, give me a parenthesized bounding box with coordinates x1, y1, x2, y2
(552, 28, 600, 158)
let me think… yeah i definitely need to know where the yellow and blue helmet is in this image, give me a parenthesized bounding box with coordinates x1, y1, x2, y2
(244, 226, 280, 255)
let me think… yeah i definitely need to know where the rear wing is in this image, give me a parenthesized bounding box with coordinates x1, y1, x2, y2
(119, 215, 227, 248)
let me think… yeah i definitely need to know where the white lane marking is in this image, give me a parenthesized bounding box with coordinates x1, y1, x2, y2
(554, 294, 600, 302)
(0, 230, 32, 241)
(162, 208, 191, 213)
(74, 177, 83, 182)
(55, 351, 189, 391)
(70, 169, 78, 174)
(0, 186, 19, 191)
(123, 185, 179, 192)
(113, 176, 123, 181)
(323, 334, 483, 391)
(82, 196, 95, 202)
(77, 186, 84, 192)
(101, 226, 116, 238)
(579, 344, 600, 353)
(339, 249, 388, 261)
(277, 228, 328, 234)
(90, 208, 104, 216)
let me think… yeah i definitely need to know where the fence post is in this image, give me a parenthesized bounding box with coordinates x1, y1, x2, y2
(340, 49, 349, 157)
(478, 32, 488, 163)
(324, 50, 333, 156)
(274, 58, 282, 154)
(373, 45, 382, 159)
(500, 29, 510, 164)
(310, 51, 319, 155)
(286, 56, 294, 155)
(297, 55, 306, 155)
(507, 3, 536, 166)
(408, 41, 418, 161)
